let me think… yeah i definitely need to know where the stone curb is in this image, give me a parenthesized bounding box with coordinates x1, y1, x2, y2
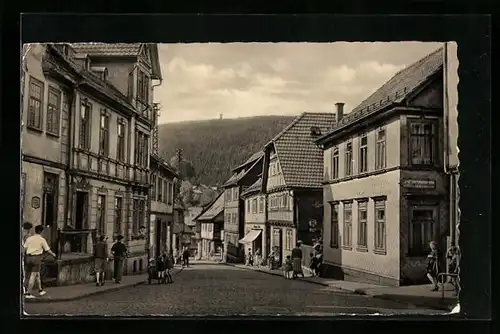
(224, 263, 454, 311)
(25, 268, 183, 304)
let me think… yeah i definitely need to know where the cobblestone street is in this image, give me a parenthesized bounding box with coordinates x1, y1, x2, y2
(24, 263, 443, 316)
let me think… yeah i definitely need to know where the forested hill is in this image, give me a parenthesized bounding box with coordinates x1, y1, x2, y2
(158, 115, 296, 186)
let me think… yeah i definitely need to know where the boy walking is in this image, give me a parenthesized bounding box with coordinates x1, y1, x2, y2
(23, 225, 56, 299)
(111, 235, 127, 284)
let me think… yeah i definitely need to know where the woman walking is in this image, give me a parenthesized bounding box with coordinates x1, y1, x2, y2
(291, 241, 304, 279)
(426, 241, 440, 291)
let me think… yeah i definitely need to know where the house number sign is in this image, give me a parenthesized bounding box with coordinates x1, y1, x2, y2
(31, 196, 41, 209)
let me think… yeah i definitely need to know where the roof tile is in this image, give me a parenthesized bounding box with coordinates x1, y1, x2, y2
(273, 112, 336, 188)
(71, 43, 142, 57)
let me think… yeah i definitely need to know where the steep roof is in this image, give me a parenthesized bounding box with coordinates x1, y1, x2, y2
(232, 150, 264, 172)
(71, 43, 142, 57)
(194, 192, 224, 221)
(319, 47, 443, 141)
(223, 153, 263, 187)
(241, 177, 262, 197)
(269, 112, 336, 188)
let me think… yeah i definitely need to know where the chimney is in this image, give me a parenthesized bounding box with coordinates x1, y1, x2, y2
(335, 102, 345, 124)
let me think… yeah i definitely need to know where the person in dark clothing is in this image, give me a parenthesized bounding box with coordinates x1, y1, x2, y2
(156, 255, 166, 284)
(111, 235, 127, 283)
(94, 235, 109, 286)
(165, 251, 174, 283)
(182, 247, 190, 268)
(291, 241, 304, 279)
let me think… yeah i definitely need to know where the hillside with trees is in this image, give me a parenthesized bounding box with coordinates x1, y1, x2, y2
(158, 115, 296, 186)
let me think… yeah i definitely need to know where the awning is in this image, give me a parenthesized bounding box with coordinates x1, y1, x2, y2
(239, 229, 262, 244)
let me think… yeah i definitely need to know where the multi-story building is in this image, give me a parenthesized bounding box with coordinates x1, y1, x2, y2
(150, 154, 178, 258)
(21, 42, 162, 285)
(222, 151, 264, 262)
(315, 48, 447, 286)
(261, 113, 335, 266)
(196, 193, 224, 259)
(240, 177, 267, 260)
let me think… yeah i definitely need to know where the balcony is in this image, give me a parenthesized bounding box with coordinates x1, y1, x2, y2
(72, 148, 149, 187)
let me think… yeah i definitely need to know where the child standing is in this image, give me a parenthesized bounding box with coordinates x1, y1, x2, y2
(284, 255, 293, 279)
(165, 251, 174, 283)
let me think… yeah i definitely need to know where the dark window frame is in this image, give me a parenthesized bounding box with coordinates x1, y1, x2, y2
(99, 110, 110, 156)
(344, 141, 353, 176)
(408, 205, 437, 257)
(46, 87, 61, 136)
(114, 197, 122, 235)
(359, 135, 368, 173)
(117, 119, 126, 162)
(330, 202, 339, 248)
(79, 100, 92, 150)
(409, 120, 437, 166)
(374, 198, 387, 253)
(97, 194, 106, 236)
(342, 202, 353, 248)
(331, 146, 339, 179)
(357, 200, 368, 249)
(27, 76, 44, 131)
(375, 128, 387, 170)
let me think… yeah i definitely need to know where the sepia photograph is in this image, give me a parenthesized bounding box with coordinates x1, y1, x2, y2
(20, 41, 461, 317)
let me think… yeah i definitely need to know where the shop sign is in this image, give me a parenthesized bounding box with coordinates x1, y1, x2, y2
(401, 179, 436, 189)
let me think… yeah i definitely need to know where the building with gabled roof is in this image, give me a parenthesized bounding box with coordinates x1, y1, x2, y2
(194, 192, 225, 260)
(261, 112, 335, 265)
(315, 47, 449, 287)
(222, 150, 264, 263)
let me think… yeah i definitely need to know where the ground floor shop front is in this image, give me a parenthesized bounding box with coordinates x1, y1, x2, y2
(201, 238, 223, 259)
(269, 223, 297, 267)
(240, 223, 268, 264)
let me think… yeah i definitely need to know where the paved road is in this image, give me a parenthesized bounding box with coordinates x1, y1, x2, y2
(24, 263, 442, 316)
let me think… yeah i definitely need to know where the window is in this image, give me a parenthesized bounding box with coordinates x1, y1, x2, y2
(359, 135, 368, 173)
(137, 70, 150, 105)
(27, 77, 44, 130)
(259, 197, 264, 213)
(285, 229, 293, 250)
(151, 174, 157, 200)
(232, 213, 237, 225)
(163, 180, 168, 204)
(345, 142, 353, 176)
(357, 201, 368, 248)
(97, 195, 106, 236)
(79, 100, 92, 150)
(99, 111, 110, 156)
(331, 146, 339, 179)
(409, 207, 435, 256)
(234, 187, 239, 200)
(157, 178, 163, 202)
(246, 200, 250, 213)
(134, 131, 148, 167)
(282, 193, 288, 209)
(410, 122, 436, 165)
(330, 203, 339, 248)
(374, 199, 387, 252)
(117, 121, 126, 162)
(252, 198, 257, 214)
(208, 224, 213, 232)
(114, 197, 122, 235)
(46, 87, 61, 135)
(132, 199, 139, 235)
(167, 182, 173, 204)
(375, 128, 386, 169)
(343, 202, 352, 247)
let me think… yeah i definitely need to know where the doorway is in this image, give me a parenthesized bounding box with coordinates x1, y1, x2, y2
(272, 228, 283, 265)
(71, 191, 89, 252)
(42, 172, 58, 250)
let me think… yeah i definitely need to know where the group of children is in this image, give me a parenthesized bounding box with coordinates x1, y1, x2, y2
(148, 251, 175, 284)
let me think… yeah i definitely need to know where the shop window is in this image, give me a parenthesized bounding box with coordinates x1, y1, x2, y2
(342, 202, 352, 248)
(329, 202, 339, 248)
(409, 206, 436, 256)
(285, 229, 293, 250)
(374, 199, 387, 253)
(357, 200, 368, 249)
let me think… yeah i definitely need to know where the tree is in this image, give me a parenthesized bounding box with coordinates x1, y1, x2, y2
(179, 180, 194, 208)
(199, 188, 218, 207)
(169, 156, 196, 181)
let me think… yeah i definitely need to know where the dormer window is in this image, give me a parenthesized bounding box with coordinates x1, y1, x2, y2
(310, 126, 322, 136)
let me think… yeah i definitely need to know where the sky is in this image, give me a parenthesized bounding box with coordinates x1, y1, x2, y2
(154, 42, 443, 124)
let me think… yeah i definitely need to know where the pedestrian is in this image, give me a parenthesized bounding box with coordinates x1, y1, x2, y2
(283, 255, 293, 279)
(267, 248, 276, 270)
(246, 248, 254, 266)
(182, 247, 190, 268)
(156, 254, 166, 284)
(111, 235, 127, 284)
(310, 242, 323, 277)
(23, 225, 56, 299)
(446, 245, 460, 296)
(22, 222, 33, 294)
(93, 235, 109, 286)
(291, 240, 304, 279)
(165, 251, 174, 283)
(426, 241, 440, 291)
(254, 249, 262, 268)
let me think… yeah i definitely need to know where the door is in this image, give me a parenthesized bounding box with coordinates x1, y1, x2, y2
(73, 191, 89, 252)
(273, 228, 282, 264)
(42, 172, 58, 250)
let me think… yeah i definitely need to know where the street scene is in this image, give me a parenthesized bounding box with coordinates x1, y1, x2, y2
(21, 42, 459, 316)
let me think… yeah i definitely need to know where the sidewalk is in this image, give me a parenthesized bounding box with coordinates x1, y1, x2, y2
(226, 263, 458, 311)
(24, 267, 183, 303)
